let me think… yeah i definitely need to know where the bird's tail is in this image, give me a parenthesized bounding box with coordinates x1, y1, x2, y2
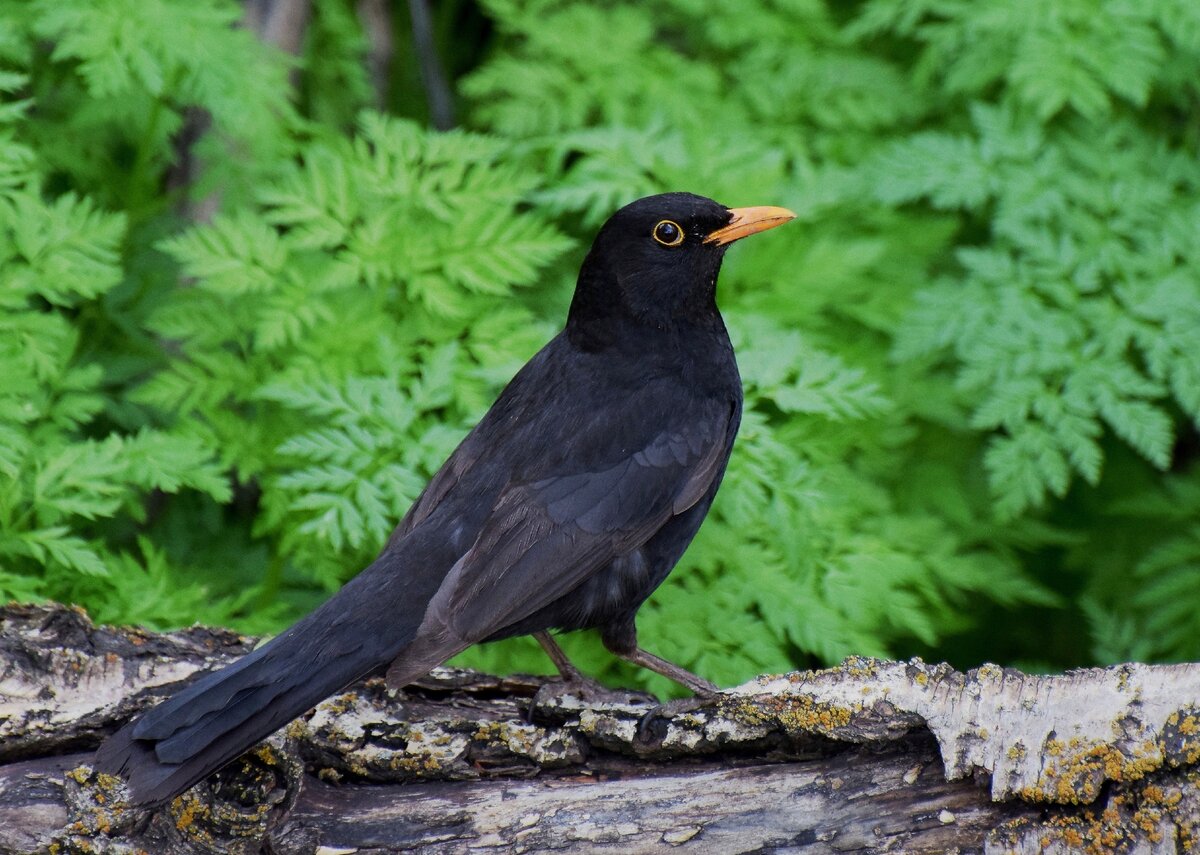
(95, 549, 440, 805)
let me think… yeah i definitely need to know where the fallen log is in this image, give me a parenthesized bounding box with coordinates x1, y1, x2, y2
(2, 603, 1198, 854)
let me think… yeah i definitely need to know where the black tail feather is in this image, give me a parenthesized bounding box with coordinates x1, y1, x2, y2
(95, 630, 376, 804)
(94, 547, 445, 805)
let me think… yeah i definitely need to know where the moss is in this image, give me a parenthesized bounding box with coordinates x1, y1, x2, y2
(172, 791, 212, 838)
(841, 656, 879, 679)
(1162, 709, 1200, 768)
(722, 694, 856, 737)
(251, 742, 283, 768)
(975, 663, 1004, 681)
(321, 692, 360, 716)
(384, 749, 451, 776)
(476, 719, 543, 755)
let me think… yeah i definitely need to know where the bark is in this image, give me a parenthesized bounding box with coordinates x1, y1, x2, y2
(357, 0, 395, 109)
(166, 1, 312, 224)
(245, 0, 312, 55)
(2, 604, 1200, 854)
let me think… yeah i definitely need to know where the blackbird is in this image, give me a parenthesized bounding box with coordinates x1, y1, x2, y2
(95, 192, 794, 805)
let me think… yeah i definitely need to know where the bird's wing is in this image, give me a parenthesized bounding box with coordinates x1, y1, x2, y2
(388, 430, 478, 542)
(422, 399, 736, 644)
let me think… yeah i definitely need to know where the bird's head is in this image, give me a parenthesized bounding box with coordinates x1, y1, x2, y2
(568, 192, 794, 339)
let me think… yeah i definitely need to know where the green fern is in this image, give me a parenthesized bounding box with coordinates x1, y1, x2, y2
(2, 0, 1198, 686)
(886, 108, 1197, 517)
(143, 113, 569, 591)
(852, 0, 1171, 121)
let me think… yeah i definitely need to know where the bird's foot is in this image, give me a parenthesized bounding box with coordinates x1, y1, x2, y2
(528, 677, 656, 724)
(635, 692, 720, 746)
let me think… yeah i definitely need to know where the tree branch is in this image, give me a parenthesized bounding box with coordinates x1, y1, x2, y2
(245, 0, 312, 55)
(406, 0, 455, 129)
(357, 0, 395, 109)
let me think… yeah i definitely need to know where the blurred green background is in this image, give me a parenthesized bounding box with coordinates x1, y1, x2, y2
(2, 0, 1199, 695)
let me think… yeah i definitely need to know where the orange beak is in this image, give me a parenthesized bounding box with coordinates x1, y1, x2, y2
(703, 205, 796, 246)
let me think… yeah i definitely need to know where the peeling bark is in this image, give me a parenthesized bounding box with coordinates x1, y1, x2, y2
(2, 604, 1200, 854)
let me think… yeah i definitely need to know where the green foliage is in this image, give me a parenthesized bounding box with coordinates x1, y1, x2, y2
(0, 159, 232, 615)
(141, 113, 569, 591)
(882, 106, 1200, 518)
(3, 0, 1198, 690)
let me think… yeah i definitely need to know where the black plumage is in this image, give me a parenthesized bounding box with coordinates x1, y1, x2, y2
(95, 191, 794, 805)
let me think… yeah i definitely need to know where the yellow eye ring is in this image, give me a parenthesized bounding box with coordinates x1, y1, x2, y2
(652, 220, 684, 247)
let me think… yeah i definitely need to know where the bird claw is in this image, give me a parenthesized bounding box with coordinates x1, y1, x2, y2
(635, 693, 718, 745)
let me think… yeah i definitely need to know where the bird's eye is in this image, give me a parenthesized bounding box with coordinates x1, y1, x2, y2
(652, 220, 684, 247)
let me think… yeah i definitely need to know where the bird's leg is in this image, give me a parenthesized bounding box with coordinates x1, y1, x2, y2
(608, 646, 718, 696)
(598, 619, 721, 743)
(533, 631, 588, 683)
(599, 618, 718, 696)
(528, 631, 655, 720)
(619, 648, 722, 743)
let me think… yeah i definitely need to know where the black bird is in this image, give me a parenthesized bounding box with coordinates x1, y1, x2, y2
(95, 192, 794, 805)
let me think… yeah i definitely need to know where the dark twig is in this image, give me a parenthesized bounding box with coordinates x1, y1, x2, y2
(406, 0, 456, 129)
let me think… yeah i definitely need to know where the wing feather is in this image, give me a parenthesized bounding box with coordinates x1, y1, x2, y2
(424, 404, 735, 643)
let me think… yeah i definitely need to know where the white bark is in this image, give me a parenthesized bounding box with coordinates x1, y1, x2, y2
(3, 604, 1200, 854)
(736, 659, 1200, 803)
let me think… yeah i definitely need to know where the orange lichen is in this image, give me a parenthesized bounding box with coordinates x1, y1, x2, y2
(842, 657, 878, 679)
(172, 792, 210, 835)
(722, 694, 856, 736)
(1023, 737, 1165, 804)
(995, 771, 1200, 853)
